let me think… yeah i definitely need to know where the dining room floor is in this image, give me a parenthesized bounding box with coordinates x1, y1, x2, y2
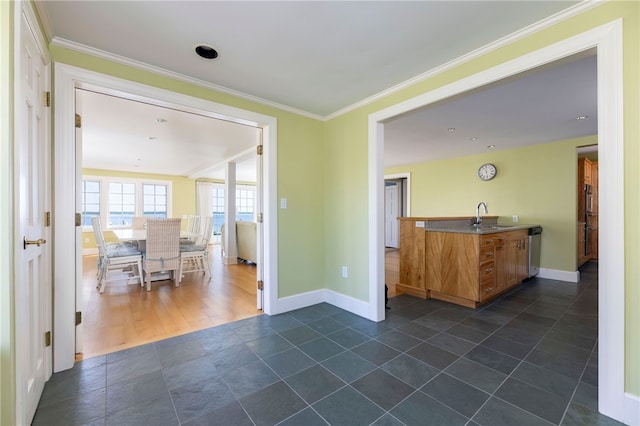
(32, 262, 622, 426)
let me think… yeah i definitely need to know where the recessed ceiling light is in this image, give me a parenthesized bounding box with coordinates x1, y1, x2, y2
(147, 136, 157, 140)
(446, 128, 456, 132)
(487, 145, 496, 149)
(195, 44, 219, 59)
(470, 137, 478, 141)
(576, 115, 588, 120)
(156, 118, 167, 123)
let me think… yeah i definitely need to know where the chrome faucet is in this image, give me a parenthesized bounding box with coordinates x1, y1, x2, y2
(475, 202, 488, 226)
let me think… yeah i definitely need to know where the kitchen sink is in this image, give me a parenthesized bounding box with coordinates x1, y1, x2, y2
(474, 224, 517, 229)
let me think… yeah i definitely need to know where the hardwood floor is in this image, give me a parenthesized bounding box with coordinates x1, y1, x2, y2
(79, 244, 260, 360)
(79, 245, 403, 360)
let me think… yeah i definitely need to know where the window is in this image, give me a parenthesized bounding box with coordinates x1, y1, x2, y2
(236, 188, 255, 222)
(143, 183, 168, 218)
(210, 184, 256, 238)
(81, 176, 171, 229)
(81, 180, 100, 226)
(109, 182, 136, 226)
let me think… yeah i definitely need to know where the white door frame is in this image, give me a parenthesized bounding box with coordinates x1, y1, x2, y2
(369, 21, 625, 422)
(53, 64, 279, 372)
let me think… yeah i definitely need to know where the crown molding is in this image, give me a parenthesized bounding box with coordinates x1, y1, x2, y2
(48, 0, 600, 122)
(50, 37, 324, 122)
(325, 0, 603, 120)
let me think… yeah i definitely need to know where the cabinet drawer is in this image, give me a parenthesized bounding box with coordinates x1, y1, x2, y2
(480, 281, 499, 300)
(480, 248, 494, 260)
(480, 260, 495, 278)
(480, 236, 497, 249)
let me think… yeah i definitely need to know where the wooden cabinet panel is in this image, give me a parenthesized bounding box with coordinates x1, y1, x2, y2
(426, 232, 480, 301)
(398, 218, 428, 297)
(426, 228, 531, 307)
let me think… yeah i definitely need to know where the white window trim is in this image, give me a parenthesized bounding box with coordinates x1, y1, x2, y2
(81, 175, 173, 230)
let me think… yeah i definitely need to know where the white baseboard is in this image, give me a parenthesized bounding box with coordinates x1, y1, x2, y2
(270, 288, 371, 321)
(83, 248, 98, 256)
(625, 392, 640, 426)
(271, 289, 326, 315)
(537, 268, 580, 283)
(323, 289, 371, 319)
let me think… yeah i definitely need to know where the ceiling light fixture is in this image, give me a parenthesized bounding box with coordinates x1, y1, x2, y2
(156, 118, 167, 123)
(576, 115, 588, 120)
(487, 145, 496, 149)
(195, 44, 219, 60)
(147, 136, 157, 140)
(446, 128, 456, 132)
(470, 137, 478, 141)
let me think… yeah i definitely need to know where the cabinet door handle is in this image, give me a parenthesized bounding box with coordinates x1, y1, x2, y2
(485, 252, 493, 257)
(485, 268, 493, 273)
(485, 287, 493, 292)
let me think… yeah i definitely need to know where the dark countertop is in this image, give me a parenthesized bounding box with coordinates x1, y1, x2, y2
(425, 223, 540, 235)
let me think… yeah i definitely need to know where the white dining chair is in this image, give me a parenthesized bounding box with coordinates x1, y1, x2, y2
(179, 216, 213, 282)
(181, 215, 201, 245)
(142, 218, 182, 291)
(91, 216, 143, 293)
(131, 216, 147, 230)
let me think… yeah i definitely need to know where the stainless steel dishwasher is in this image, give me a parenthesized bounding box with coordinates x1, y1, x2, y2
(528, 226, 542, 278)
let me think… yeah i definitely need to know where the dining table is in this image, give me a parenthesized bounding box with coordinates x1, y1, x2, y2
(112, 229, 197, 242)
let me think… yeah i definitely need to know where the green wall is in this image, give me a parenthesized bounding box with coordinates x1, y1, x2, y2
(385, 136, 597, 272)
(323, 1, 639, 395)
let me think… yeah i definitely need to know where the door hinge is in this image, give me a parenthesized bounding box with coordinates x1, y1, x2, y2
(256, 145, 263, 155)
(75, 113, 82, 128)
(75, 311, 82, 326)
(44, 91, 51, 107)
(257, 212, 263, 223)
(75, 213, 82, 227)
(257, 280, 264, 290)
(45, 331, 51, 347)
(45, 211, 51, 227)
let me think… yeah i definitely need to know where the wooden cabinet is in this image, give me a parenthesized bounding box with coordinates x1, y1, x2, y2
(577, 157, 598, 266)
(580, 157, 592, 185)
(397, 218, 429, 298)
(425, 229, 531, 308)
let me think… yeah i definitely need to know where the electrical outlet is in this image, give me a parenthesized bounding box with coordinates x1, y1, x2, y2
(341, 266, 348, 278)
(512, 215, 519, 223)
(84, 237, 89, 243)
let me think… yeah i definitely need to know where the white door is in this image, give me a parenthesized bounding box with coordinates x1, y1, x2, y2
(15, 6, 52, 424)
(385, 183, 400, 248)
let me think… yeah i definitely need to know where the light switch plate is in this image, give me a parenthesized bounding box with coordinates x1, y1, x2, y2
(281, 198, 287, 209)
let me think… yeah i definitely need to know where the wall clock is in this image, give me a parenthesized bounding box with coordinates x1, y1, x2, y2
(478, 163, 497, 181)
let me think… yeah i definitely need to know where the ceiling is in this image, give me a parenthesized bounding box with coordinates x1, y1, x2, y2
(37, 1, 596, 179)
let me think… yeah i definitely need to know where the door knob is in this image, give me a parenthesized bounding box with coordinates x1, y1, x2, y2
(24, 237, 46, 249)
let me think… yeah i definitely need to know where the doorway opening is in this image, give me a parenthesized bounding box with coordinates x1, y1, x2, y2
(368, 21, 624, 421)
(75, 88, 264, 359)
(54, 64, 279, 372)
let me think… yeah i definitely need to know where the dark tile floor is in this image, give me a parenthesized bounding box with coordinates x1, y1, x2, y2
(33, 262, 623, 425)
